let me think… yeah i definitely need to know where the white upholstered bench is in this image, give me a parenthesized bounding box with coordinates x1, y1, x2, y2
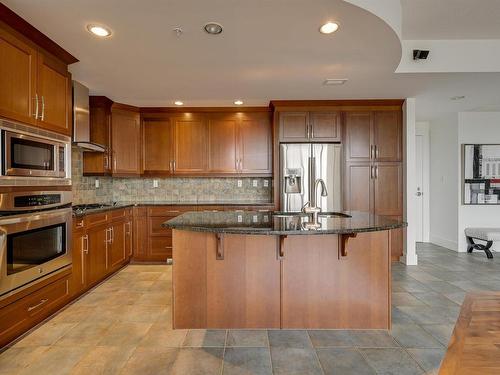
(464, 228, 499, 259)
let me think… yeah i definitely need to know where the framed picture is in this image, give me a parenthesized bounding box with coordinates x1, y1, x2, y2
(463, 144, 500, 205)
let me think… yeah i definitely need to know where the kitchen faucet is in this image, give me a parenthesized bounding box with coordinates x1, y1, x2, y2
(311, 178, 328, 211)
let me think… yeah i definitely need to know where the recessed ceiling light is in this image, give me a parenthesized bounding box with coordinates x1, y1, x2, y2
(323, 78, 348, 86)
(204, 22, 223, 35)
(174, 101, 184, 106)
(86, 24, 112, 37)
(234, 100, 244, 105)
(319, 22, 339, 34)
(450, 95, 465, 101)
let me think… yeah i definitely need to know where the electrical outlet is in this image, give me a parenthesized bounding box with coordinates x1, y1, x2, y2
(153, 179, 159, 188)
(263, 180, 269, 187)
(95, 179, 100, 188)
(237, 214, 243, 223)
(252, 215, 258, 223)
(263, 215, 269, 223)
(252, 179, 258, 187)
(237, 180, 243, 188)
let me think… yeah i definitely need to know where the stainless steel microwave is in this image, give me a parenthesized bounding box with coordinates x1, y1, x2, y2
(2, 130, 67, 178)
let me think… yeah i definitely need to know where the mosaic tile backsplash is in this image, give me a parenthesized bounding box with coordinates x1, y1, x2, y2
(72, 148, 273, 205)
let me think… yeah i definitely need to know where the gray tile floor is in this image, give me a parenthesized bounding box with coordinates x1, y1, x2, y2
(1, 243, 499, 374)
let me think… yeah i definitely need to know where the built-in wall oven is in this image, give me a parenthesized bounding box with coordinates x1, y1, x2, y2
(0, 191, 72, 298)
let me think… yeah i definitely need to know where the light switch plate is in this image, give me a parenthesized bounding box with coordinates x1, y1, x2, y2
(252, 179, 258, 187)
(95, 179, 100, 188)
(252, 215, 258, 223)
(263, 180, 269, 187)
(237, 215, 243, 223)
(237, 180, 243, 188)
(153, 179, 159, 188)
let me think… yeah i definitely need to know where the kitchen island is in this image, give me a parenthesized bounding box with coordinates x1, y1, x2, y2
(164, 211, 406, 330)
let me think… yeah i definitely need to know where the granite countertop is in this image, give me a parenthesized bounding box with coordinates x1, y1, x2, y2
(72, 201, 274, 217)
(162, 211, 407, 235)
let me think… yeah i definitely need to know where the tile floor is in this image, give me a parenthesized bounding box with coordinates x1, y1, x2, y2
(1, 243, 499, 374)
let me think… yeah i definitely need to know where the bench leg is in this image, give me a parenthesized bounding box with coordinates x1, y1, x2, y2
(466, 236, 494, 259)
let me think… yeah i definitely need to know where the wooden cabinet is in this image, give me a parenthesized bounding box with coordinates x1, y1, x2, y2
(108, 221, 126, 270)
(172, 115, 208, 174)
(142, 119, 173, 174)
(281, 233, 390, 329)
(0, 27, 37, 126)
(373, 162, 403, 216)
(0, 272, 71, 348)
(70, 229, 87, 296)
(132, 207, 148, 260)
(111, 107, 141, 176)
(86, 223, 109, 286)
(36, 52, 71, 135)
(0, 24, 72, 135)
(345, 110, 401, 162)
(83, 97, 112, 175)
(279, 111, 340, 142)
(239, 113, 272, 174)
(208, 115, 238, 173)
(344, 162, 373, 213)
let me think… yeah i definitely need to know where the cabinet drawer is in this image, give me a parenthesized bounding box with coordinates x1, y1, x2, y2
(150, 237, 172, 258)
(149, 216, 172, 236)
(147, 206, 194, 216)
(110, 208, 132, 220)
(86, 212, 108, 227)
(0, 275, 70, 346)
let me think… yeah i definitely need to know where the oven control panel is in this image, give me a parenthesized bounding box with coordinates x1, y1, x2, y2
(14, 194, 61, 208)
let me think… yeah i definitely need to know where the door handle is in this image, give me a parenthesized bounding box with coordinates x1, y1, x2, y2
(82, 235, 89, 254)
(40, 96, 45, 121)
(33, 94, 39, 119)
(416, 191, 422, 196)
(216, 234, 224, 260)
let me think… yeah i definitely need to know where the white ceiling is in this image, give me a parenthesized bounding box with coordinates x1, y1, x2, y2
(4, 0, 500, 121)
(401, 0, 500, 40)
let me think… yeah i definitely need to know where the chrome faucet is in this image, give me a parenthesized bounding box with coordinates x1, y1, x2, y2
(311, 178, 328, 211)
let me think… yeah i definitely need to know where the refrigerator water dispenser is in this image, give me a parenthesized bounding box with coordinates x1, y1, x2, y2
(283, 168, 302, 194)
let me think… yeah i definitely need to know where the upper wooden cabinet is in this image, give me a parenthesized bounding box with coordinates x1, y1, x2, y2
(279, 111, 340, 142)
(140, 110, 272, 177)
(83, 97, 112, 175)
(0, 21, 74, 135)
(142, 119, 173, 174)
(111, 106, 141, 176)
(345, 110, 401, 162)
(173, 115, 208, 174)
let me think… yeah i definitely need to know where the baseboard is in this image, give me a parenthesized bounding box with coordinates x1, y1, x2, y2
(429, 234, 458, 251)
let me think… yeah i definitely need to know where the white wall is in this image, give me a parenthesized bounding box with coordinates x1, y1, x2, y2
(457, 112, 500, 252)
(429, 114, 459, 250)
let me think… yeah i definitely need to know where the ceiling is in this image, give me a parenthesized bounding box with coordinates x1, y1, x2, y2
(401, 0, 500, 40)
(3, 0, 500, 121)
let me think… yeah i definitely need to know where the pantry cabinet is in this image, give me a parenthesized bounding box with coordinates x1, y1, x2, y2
(0, 23, 73, 135)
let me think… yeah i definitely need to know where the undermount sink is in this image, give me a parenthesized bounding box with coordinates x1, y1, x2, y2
(272, 212, 351, 219)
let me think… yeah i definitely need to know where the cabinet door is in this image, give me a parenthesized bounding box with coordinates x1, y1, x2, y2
(279, 112, 309, 142)
(373, 162, 403, 216)
(36, 52, 71, 135)
(173, 116, 208, 174)
(86, 224, 109, 286)
(344, 112, 372, 161)
(132, 208, 148, 261)
(143, 119, 173, 173)
(239, 114, 272, 175)
(70, 229, 87, 296)
(310, 112, 340, 141)
(208, 115, 238, 173)
(0, 28, 37, 126)
(111, 109, 140, 175)
(281, 235, 341, 328)
(206, 234, 280, 328)
(83, 100, 112, 175)
(373, 111, 401, 162)
(344, 162, 373, 212)
(109, 221, 126, 269)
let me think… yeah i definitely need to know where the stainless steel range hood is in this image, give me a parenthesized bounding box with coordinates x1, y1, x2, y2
(72, 81, 106, 152)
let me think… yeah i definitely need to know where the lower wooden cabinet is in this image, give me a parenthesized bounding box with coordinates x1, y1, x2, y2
(86, 223, 109, 286)
(0, 272, 71, 348)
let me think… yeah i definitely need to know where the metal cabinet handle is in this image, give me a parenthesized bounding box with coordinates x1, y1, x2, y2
(375, 145, 379, 159)
(33, 94, 39, 119)
(76, 221, 84, 228)
(277, 235, 287, 259)
(370, 166, 374, 179)
(111, 227, 114, 243)
(311, 123, 314, 139)
(173, 160, 176, 172)
(375, 166, 378, 179)
(28, 299, 48, 312)
(216, 233, 224, 260)
(40, 96, 45, 121)
(104, 155, 109, 169)
(82, 235, 89, 254)
(169, 160, 173, 173)
(370, 145, 374, 159)
(113, 152, 117, 172)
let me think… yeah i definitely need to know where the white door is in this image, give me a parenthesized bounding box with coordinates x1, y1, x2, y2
(415, 135, 424, 242)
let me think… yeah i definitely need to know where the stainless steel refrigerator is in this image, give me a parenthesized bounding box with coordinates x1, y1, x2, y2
(280, 143, 342, 212)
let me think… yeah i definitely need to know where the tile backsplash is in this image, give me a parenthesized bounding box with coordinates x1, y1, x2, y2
(72, 148, 273, 205)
